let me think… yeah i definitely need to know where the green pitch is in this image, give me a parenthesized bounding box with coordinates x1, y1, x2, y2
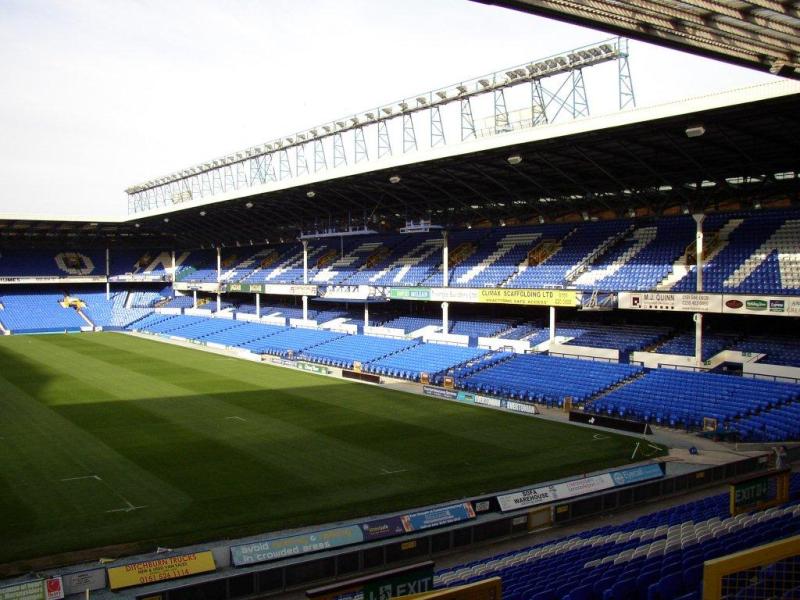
(0, 333, 661, 567)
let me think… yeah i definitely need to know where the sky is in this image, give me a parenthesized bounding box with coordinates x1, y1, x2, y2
(0, 0, 778, 220)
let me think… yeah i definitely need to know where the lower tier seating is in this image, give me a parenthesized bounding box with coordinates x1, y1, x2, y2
(436, 474, 800, 600)
(457, 354, 642, 405)
(589, 370, 800, 433)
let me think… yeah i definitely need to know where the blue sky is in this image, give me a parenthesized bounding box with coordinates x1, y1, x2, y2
(0, 0, 776, 219)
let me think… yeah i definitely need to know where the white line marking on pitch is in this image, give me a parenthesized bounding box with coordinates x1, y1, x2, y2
(592, 434, 610, 441)
(61, 475, 102, 482)
(106, 500, 148, 513)
(380, 468, 408, 475)
(225, 416, 247, 422)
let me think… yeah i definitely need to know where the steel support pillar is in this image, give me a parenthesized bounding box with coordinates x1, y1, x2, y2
(442, 231, 449, 287)
(694, 213, 705, 292)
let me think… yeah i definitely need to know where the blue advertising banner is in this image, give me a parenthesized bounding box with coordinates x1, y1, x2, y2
(231, 525, 364, 567)
(360, 516, 406, 541)
(610, 463, 665, 487)
(401, 502, 476, 532)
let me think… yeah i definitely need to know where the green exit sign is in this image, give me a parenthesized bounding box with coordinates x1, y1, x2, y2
(733, 477, 770, 511)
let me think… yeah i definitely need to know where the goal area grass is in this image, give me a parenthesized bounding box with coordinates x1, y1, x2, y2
(0, 332, 662, 568)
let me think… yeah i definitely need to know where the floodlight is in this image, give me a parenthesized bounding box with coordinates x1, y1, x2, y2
(381, 107, 393, 115)
(245, 202, 253, 208)
(600, 44, 613, 53)
(265, 144, 273, 151)
(398, 102, 408, 111)
(134, 223, 140, 228)
(507, 154, 523, 166)
(274, 141, 282, 148)
(306, 190, 316, 198)
(309, 129, 318, 136)
(436, 91, 447, 100)
(298, 133, 306, 141)
(389, 175, 401, 184)
(163, 217, 169, 223)
(323, 125, 332, 133)
(199, 211, 206, 216)
(237, 153, 244, 159)
(505, 71, 517, 79)
(478, 79, 491, 88)
(456, 85, 467, 94)
(514, 68, 527, 77)
(365, 112, 375, 120)
(286, 137, 294, 144)
(350, 117, 359, 125)
(416, 96, 427, 105)
(336, 121, 346, 128)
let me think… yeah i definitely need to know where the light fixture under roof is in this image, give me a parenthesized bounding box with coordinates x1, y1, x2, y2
(245, 201, 253, 208)
(306, 190, 316, 198)
(507, 154, 523, 166)
(163, 217, 169, 223)
(199, 210, 206, 216)
(389, 175, 401, 184)
(685, 124, 705, 138)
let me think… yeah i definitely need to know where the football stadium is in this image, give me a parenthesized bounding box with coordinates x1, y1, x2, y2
(2, 2, 800, 600)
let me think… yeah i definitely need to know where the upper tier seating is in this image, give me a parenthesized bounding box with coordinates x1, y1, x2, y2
(673, 210, 800, 295)
(590, 369, 800, 432)
(0, 250, 105, 277)
(436, 475, 800, 600)
(507, 221, 629, 289)
(457, 354, 642, 404)
(0, 291, 87, 333)
(365, 343, 489, 381)
(586, 217, 696, 291)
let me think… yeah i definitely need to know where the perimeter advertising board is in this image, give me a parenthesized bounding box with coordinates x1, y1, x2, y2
(389, 288, 580, 306)
(497, 463, 664, 511)
(106, 552, 216, 590)
(618, 292, 721, 312)
(231, 502, 477, 567)
(225, 283, 317, 296)
(722, 294, 800, 317)
(0, 579, 64, 600)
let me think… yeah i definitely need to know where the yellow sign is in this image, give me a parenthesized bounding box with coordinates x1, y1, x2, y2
(477, 288, 579, 307)
(107, 552, 216, 590)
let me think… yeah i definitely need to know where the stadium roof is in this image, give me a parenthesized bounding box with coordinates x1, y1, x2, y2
(1, 81, 798, 249)
(476, 0, 800, 80)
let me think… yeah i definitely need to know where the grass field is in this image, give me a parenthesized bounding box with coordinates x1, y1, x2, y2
(0, 332, 661, 567)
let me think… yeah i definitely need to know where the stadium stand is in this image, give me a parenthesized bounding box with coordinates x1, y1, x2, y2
(0, 289, 88, 333)
(365, 343, 489, 381)
(457, 353, 642, 405)
(653, 332, 739, 361)
(589, 369, 800, 435)
(0, 249, 105, 277)
(672, 210, 800, 294)
(74, 290, 155, 328)
(435, 474, 800, 600)
(238, 327, 344, 356)
(735, 336, 800, 367)
(506, 221, 630, 288)
(585, 216, 696, 292)
(298, 334, 420, 369)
